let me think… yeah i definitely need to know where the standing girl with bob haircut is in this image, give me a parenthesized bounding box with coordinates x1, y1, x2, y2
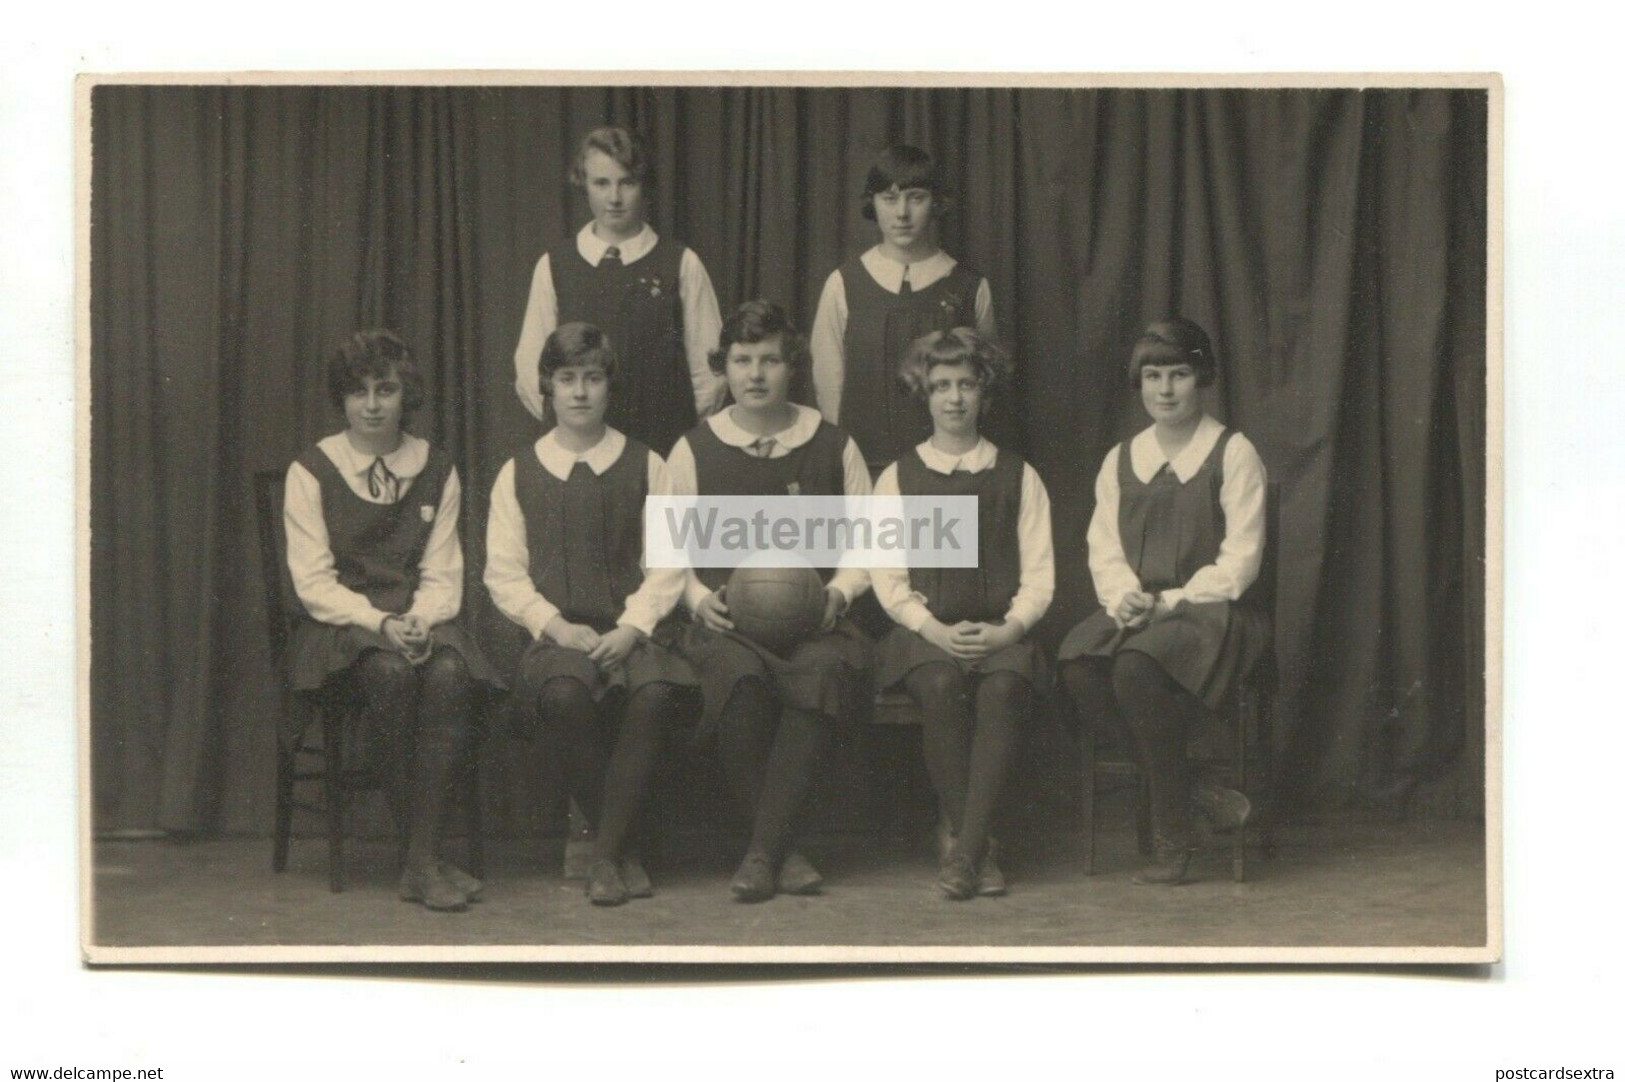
(810, 144, 998, 470)
(1057, 317, 1269, 886)
(666, 299, 875, 903)
(512, 125, 725, 455)
(871, 328, 1054, 900)
(284, 330, 503, 912)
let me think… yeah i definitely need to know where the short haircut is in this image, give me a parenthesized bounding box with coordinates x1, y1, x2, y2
(708, 299, 810, 375)
(1128, 317, 1218, 388)
(539, 321, 619, 393)
(326, 329, 426, 414)
(897, 327, 1013, 405)
(862, 144, 949, 221)
(569, 125, 652, 188)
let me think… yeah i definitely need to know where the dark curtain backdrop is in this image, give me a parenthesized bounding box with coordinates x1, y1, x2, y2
(89, 86, 1487, 835)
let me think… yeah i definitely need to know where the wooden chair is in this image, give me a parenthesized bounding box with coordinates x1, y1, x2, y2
(1074, 481, 1281, 882)
(255, 468, 485, 892)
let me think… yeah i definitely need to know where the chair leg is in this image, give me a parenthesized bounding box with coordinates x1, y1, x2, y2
(1078, 725, 1097, 875)
(273, 738, 295, 873)
(1135, 778, 1153, 856)
(463, 738, 485, 881)
(323, 711, 346, 893)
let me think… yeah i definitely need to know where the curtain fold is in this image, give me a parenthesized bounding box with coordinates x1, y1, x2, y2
(89, 85, 1487, 834)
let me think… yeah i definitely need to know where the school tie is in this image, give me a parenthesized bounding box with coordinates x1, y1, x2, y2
(898, 265, 912, 296)
(601, 245, 622, 268)
(750, 436, 777, 459)
(366, 456, 401, 502)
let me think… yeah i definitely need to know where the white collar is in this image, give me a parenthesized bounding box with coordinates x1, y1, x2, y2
(706, 402, 823, 451)
(319, 431, 429, 479)
(859, 246, 957, 294)
(576, 221, 657, 266)
(1129, 414, 1225, 484)
(533, 426, 626, 480)
(914, 436, 997, 475)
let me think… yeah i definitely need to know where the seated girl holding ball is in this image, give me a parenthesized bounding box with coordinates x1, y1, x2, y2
(664, 299, 875, 902)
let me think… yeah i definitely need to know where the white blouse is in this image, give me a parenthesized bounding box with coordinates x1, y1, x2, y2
(871, 438, 1054, 635)
(483, 427, 682, 640)
(283, 432, 464, 632)
(1088, 414, 1267, 624)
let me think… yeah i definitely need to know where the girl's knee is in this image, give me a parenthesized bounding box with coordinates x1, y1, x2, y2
(977, 670, 1032, 710)
(421, 647, 470, 689)
(356, 649, 416, 697)
(907, 662, 968, 709)
(536, 675, 596, 717)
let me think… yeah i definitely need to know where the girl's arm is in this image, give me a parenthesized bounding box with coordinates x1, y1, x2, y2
(1002, 462, 1055, 635)
(679, 250, 727, 417)
(808, 270, 848, 422)
(482, 459, 562, 639)
(283, 460, 392, 631)
(619, 451, 687, 634)
(407, 466, 465, 626)
(1086, 445, 1144, 624)
(973, 278, 998, 344)
(664, 437, 714, 616)
(869, 463, 933, 631)
(512, 253, 558, 422)
(1161, 433, 1267, 608)
(824, 436, 874, 607)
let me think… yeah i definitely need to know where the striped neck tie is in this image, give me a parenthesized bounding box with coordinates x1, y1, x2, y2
(750, 436, 777, 459)
(898, 265, 912, 296)
(601, 245, 622, 268)
(366, 456, 401, 502)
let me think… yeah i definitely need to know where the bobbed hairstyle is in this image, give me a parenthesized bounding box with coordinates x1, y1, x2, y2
(707, 299, 810, 375)
(897, 327, 1012, 408)
(861, 144, 950, 221)
(539, 321, 619, 393)
(326, 329, 426, 415)
(568, 125, 653, 189)
(1128, 317, 1218, 388)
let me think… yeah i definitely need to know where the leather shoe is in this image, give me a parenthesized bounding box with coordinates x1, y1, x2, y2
(438, 861, 483, 903)
(1132, 840, 1192, 886)
(730, 852, 777, 903)
(777, 851, 823, 895)
(1192, 781, 1251, 834)
(937, 851, 978, 901)
(399, 865, 469, 912)
(977, 838, 1007, 897)
(587, 858, 630, 907)
(619, 855, 654, 899)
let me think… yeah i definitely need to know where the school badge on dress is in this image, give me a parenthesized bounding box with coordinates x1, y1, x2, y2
(786, 481, 801, 495)
(420, 504, 436, 522)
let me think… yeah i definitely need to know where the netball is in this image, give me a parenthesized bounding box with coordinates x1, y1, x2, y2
(727, 563, 826, 657)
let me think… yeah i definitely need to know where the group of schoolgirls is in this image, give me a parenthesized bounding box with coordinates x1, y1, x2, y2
(283, 126, 1270, 914)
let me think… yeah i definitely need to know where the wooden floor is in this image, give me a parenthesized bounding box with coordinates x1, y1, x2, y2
(91, 817, 1487, 953)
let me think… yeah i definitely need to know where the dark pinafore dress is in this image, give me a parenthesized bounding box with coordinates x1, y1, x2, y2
(286, 443, 503, 693)
(839, 256, 982, 470)
(1057, 428, 1268, 711)
(875, 445, 1046, 689)
(552, 237, 693, 456)
(674, 419, 873, 735)
(507, 439, 697, 704)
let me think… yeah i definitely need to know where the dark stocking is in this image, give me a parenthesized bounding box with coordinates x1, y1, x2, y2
(957, 671, 1030, 863)
(717, 676, 777, 819)
(352, 649, 419, 840)
(405, 648, 473, 871)
(1112, 651, 1201, 846)
(535, 676, 607, 829)
(905, 663, 974, 838)
(745, 707, 831, 861)
(592, 683, 679, 865)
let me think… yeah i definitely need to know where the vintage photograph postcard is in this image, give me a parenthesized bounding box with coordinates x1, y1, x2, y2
(79, 71, 1499, 965)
